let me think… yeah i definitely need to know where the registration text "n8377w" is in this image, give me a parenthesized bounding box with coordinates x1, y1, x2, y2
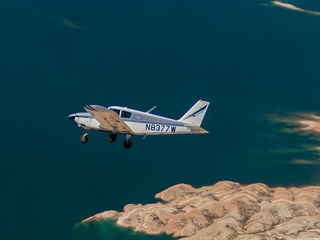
(145, 124, 176, 132)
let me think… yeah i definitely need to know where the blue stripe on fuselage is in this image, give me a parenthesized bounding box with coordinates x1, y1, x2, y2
(74, 112, 93, 118)
(123, 119, 184, 126)
(74, 113, 184, 126)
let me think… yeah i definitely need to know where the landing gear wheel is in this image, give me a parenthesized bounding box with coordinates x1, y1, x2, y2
(108, 133, 117, 142)
(79, 134, 88, 143)
(123, 140, 132, 149)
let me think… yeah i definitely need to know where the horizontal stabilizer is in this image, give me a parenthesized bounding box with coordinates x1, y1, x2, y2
(187, 126, 209, 134)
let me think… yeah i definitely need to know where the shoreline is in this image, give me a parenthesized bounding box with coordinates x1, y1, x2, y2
(272, 1, 320, 15)
(81, 181, 320, 239)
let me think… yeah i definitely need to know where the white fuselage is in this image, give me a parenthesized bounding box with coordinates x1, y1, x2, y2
(72, 106, 195, 136)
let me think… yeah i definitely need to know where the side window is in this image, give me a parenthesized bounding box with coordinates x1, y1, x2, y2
(121, 111, 132, 118)
(110, 108, 120, 115)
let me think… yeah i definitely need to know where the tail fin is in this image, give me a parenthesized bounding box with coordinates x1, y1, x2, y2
(178, 99, 210, 126)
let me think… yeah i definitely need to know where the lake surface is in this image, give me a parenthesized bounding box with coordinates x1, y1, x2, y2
(1, 0, 320, 239)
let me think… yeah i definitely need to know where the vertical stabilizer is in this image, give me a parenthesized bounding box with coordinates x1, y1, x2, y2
(178, 99, 210, 126)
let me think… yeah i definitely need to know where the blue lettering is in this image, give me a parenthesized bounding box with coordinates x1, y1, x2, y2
(147, 124, 176, 132)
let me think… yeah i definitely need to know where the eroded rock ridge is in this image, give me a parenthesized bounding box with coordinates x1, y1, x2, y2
(83, 181, 320, 239)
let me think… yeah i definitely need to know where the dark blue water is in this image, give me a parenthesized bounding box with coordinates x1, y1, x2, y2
(1, 0, 320, 239)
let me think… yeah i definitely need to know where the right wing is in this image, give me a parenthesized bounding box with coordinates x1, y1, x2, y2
(84, 105, 134, 134)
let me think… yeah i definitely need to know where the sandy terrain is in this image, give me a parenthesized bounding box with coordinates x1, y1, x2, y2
(82, 181, 320, 239)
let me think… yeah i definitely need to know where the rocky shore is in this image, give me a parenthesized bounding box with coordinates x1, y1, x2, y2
(82, 181, 320, 239)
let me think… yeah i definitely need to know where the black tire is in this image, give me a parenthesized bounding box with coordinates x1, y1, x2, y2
(108, 134, 117, 142)
(123, 140, 132, 149)
(80, 134, 88, 143)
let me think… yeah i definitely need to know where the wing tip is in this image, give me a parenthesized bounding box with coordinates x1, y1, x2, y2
(84, 105, 95, 111)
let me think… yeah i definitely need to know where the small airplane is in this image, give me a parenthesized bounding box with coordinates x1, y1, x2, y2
(68, 99, 210, 149)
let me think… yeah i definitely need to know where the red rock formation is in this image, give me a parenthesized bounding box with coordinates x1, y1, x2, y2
(82, 181, 320, 239)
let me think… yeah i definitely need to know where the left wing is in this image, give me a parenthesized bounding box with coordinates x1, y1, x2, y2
(84, 105, 134, 134)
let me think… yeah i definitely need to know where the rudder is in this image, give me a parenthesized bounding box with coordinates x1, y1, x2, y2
(178, 99, 210, 126)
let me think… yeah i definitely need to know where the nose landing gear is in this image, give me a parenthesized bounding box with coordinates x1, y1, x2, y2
(79, 133, 88, 143)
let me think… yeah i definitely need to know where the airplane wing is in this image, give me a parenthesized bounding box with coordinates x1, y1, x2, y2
(186, 126, 209, 134)
(84, 105, 134, 134)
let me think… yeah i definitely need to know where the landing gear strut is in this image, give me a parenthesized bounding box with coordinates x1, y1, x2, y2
(108, 133, 117, 142)
(123, 134, 132, 149)
(78, 132, 133, 148)
(123, 139, 132, 149)
(79, 133, 88, 143)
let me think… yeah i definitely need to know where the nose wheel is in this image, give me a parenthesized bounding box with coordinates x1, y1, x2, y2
(79, 133, 88, 143)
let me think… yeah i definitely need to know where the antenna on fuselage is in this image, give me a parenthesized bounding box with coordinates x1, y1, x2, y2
(146, 106, 157, 113)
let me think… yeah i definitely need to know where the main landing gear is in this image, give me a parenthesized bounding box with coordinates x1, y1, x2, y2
(123, 134, 132, 149)
(78, 133, 132, 149)
(123, 139, 132, 149)
(108, 133, 117, 142)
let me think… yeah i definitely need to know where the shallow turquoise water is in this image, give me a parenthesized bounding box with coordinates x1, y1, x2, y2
(76, 220, 177, 240)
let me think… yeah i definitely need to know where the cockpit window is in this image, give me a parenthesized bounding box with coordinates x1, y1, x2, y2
(110, 108, 120, 115)
(121, 111, 132, 118)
